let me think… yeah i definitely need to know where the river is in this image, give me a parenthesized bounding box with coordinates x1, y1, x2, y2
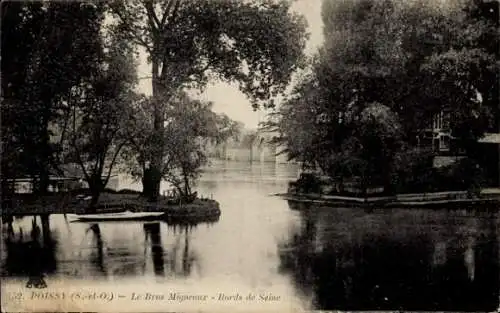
(1, 160, 499, 311)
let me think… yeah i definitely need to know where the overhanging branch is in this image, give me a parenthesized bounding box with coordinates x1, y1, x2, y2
(112, 7, 153, 53)
(143, 0, 160, 35)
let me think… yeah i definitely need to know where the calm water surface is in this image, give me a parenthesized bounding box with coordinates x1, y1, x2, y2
(1, 160, 499, 311)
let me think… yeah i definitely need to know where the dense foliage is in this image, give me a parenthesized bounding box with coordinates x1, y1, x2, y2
(109, 0, 308, 200)
(1, 2, 105, 195)
(61, 31, 138, 206)
(276, 0, 499, 194)
(2, 0, 307, 206)
(122, 92, 242, 200)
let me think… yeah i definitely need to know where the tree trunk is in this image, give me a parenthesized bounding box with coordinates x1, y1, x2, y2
(88, 173, 103, 212)
(38, 166, 50, 195)
(338, 176, 345, 195)
(382, 157, 394, 196)
(143, 166, 162, 202)
(89, 188, 101, 210)
(40, 214, 52, 247)
(35, 108, 52, 196)
(141, 169, 149, 197)
(183, 170, 190, 198)
(1, 177, 14, 210)
(33, 146, 50, 195)
(143, 148, 163, 201)
(142, 58, 164, 202)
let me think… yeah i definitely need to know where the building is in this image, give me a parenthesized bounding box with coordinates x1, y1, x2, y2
(419, 108, 500, 187)
(478, 133, 500, 187)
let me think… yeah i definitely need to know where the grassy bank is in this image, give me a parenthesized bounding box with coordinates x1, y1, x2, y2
(1, 190, 221, 220)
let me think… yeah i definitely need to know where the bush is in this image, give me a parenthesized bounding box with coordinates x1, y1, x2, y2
(293, 173, 323, 194)
(447, 158, 485, 194)
(392, 148, 486, 194)
(391, 148, 436, 193)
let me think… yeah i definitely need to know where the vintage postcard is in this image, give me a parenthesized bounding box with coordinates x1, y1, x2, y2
(1, 0, 499, 312)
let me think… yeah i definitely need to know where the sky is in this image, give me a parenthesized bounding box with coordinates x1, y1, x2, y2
(135, 0, 324, 129)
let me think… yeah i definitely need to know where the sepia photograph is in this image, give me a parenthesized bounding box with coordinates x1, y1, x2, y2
(1, 0, 499, 312)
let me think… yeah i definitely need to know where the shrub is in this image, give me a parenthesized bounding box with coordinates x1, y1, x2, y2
(448, 158, 485, 194)
(392, 148, 486, 194)
(294, 173, 323, 194)
(391, 148, 436, 193)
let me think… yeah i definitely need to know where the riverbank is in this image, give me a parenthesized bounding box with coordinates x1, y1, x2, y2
(278, 189, 500, 209)
(1, 191, 221, 221)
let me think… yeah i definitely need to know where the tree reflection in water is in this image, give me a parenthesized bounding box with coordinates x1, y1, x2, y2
(5, 216, 15, 237)
(2, 215, 213, 281)
(3, 215, 57, 287)
(278, 202, 499, 311)
(278, 203, 317, 299)
(182, 225, 195, 276)
(143, 223, 164, 276)
(86, 223, 148, 277)
(88, 224, 106, 275)
(165, 223, 199, 277)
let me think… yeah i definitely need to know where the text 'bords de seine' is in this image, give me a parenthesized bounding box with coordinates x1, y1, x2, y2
(131, 292, 281, 302)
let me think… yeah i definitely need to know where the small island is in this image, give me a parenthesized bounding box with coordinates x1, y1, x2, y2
(283, 167, 500, 209)
(1, 0, 304, 226)
(1, 187, 220, 224)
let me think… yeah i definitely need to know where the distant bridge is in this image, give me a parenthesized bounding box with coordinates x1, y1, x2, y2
(250, 128, 289, 163)
(208, 127, 292, 164)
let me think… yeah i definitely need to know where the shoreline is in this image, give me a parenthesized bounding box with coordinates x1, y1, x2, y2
(1, 192, 221, 221)
(277, 190, 500, 209)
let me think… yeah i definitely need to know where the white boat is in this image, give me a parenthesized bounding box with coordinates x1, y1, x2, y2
(67, 210, 165, 222)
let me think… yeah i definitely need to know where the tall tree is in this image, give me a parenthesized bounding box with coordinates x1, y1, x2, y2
(64, 32, 138, 208)
(276, 0, 498, 193)
(109, 0, 308, 200)
(420, 0, 499, 156)
(123, 92, 242, 200)
(1, 2, 105, 195)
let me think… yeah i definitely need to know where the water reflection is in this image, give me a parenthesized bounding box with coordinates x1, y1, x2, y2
(1, 162, 498, 311)
(2, 217, 213, 281)
(164, 224, 199, 278)
(3, 215, 56, 287)
(87, 224, 106, 275)
(182, 226, 192, 276)
(279, 202, 499, 311)
(144, 223, 164, 276)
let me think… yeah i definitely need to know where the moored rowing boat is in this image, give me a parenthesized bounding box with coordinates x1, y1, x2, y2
(67, 210, 165, 222)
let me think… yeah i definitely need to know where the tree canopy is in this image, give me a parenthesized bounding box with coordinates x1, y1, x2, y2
(108, 0, 309, 200)
(62, 30, 138, 206)
(275, 0, 499, 193)
(122, 91, 242, 199)
(109, 0, 308, 106)
(1, 2, 105, 194)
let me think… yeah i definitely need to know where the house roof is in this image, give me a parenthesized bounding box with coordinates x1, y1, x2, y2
(478, 133, 500, 144)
